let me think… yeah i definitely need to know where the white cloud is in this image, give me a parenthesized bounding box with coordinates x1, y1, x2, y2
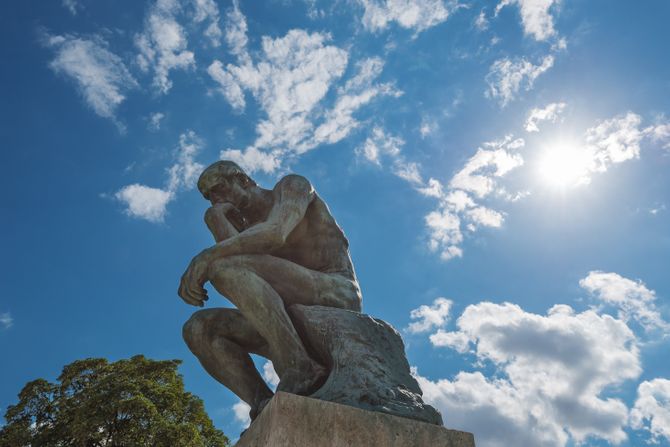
(210, 24, 399, 173)
(466, 206, 504, 228)
(584, 112, 645, 169)
(46, 34, 137, 125)
(645, 122, 670, 149)
(631, 378, 670, 443)
(232, 400, 251, 428)
(485, 55, 554, 106)
(425, 208, 463, 260)
(224, 0, 248, 59)
(262, 361, 280, 389)
(407, 297, 453, 333)
(525, 102, 566, 132)
(536, 112, 669, 188)
(62, 0, 80, 15)
(450, 140, 524, 197)
(148, 112, 165, 131)
(495, 0, 560, 41)
(135, 0, 195, 94)
(364, 132, 523, 260)
(116, 131, 204, 222)
(359, 0, 452, 34)
(357, 126, 402, 165)
(115, 184, 174, 223)
(474, 10, 489, 30)
(0, 312, 13, 329)
(192, 0, 222, 46)
(580, 271, 669, 334)
(419, 300, 641, 446)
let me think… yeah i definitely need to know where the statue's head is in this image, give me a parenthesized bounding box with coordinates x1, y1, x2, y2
(197, 160, 257, 207)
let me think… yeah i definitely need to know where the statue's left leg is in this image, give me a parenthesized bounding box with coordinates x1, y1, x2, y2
(183, 307, 274, 419)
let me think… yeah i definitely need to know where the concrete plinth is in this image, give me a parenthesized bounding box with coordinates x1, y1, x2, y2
(235, 392, 475, 447)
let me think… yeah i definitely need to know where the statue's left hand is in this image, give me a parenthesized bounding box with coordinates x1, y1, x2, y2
(178, 249, 211, 307)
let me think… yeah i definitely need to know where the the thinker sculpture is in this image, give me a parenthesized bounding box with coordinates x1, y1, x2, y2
(180, 161, 443, 428)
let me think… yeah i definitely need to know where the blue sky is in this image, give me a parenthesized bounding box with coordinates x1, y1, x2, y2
(2, 0, 670, 445)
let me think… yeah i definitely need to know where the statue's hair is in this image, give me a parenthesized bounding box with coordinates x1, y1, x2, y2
(197, 160, 253, 200)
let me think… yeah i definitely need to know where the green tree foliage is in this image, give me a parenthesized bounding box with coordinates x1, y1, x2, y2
(0, 355, 229, 447)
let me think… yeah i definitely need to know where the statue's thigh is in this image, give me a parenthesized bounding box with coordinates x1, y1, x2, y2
(232, 255, 357, 307)
(192, 307, 270, 357)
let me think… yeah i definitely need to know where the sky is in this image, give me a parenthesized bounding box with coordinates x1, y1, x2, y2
(1, 0, 670, 445)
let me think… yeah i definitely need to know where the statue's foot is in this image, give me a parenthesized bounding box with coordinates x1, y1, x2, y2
(277, 361, 328, 396)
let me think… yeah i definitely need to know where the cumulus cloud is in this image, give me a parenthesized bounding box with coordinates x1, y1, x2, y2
(525, 102, 566, 132)
(420, 300, 641, 446)
(358, 0, 452, 34)
(135, 0, 195, 94)
(45, 33, 137, 126)
(495, 0, 560, 41)
(1, 312, 13, 329)
(115, 184, 174, 223)
(485, 55, 554, 106)
(262, 361, 280, 389)
(116, 130, 204, 222)
(209, 12, 400, 173)
(630, 378, 670, 443)
(580, 271, 669, 334)
(232, 400, 251, 428)
(407, 297, 453, 333)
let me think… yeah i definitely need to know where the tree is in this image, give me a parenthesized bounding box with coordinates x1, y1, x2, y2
(0, 355, 230, 447)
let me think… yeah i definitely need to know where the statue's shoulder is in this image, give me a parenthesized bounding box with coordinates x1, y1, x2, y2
(275, 174, 314, 195)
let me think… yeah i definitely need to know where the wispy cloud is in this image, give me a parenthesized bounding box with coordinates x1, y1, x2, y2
(209, 7, 400, 174)
(420, 299, 640, 446)
(148, 112, 165, 131)
(192, 0, 223, 46)
(135, 0, 195, 94)
(631, 379, 670, 444)
(45, 33, 137, 128)
(525, 101, 566, 132)
(62, 0, 81, 16)
(358, 128, 525, 260)
(486, 55, 554, 106)
(0, 312, 13, 329)
(495, 0, 560, 42)
(358, 0, 453, 34)
(116, 130, 204, 222)
(580, 271, 669, 334)
(543, 112, 669, 188)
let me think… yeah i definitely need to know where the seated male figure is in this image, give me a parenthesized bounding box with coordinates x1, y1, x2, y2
(179, 161, 362, 420)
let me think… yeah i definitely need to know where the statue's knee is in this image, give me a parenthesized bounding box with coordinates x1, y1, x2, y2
(182, 310, 209, 352)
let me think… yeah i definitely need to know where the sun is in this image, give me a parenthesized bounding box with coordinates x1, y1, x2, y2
(537, 141, 592, 189)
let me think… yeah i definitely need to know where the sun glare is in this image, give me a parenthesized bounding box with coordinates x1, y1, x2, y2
(537, 142, 592, 189)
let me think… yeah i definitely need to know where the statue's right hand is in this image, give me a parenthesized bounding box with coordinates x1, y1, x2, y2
(177, 250, 211, 307)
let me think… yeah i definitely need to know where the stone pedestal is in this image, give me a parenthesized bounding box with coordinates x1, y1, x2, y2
(235, 392, 475, 447)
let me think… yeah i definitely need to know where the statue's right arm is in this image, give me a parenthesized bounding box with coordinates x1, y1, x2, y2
(204, 204, 240, 243)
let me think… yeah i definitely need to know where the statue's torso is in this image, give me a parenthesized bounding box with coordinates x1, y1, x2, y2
(269, 195, 356, 279)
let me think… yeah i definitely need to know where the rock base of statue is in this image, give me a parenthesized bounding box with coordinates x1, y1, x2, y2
(235, 392, 475, 447)
(288, 304, 442, 425)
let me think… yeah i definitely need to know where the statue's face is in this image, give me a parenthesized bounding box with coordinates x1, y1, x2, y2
(208, 174, 253, 209)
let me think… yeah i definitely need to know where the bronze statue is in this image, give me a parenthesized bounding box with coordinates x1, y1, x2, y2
(180, 161, 362, 421)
